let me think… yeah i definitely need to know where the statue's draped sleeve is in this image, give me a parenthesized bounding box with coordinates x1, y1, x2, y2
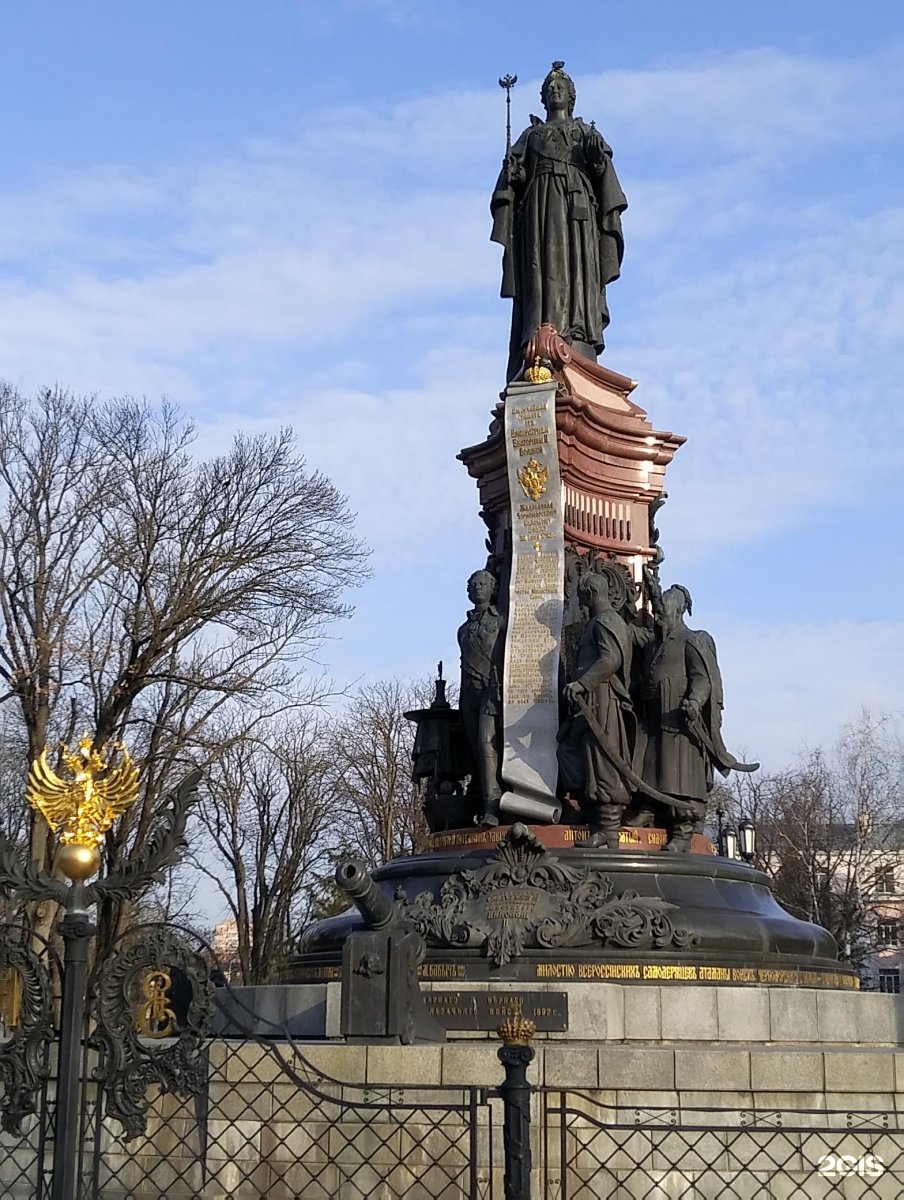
(589, 132, 628, 288)
(577, 612, 633, 706)
(490, 126, 531, 299)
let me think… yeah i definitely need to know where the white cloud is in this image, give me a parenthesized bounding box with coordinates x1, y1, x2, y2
(616, 199, 904, 557)
(595, 46, 904, 162)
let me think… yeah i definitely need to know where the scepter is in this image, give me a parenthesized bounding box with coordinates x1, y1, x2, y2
(498, 72, 518, 158)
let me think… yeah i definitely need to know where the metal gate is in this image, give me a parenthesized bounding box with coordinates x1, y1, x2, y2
(0, 922, 500, 1199)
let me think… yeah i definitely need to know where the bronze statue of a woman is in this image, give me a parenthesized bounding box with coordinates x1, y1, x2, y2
(491, 62, 627, 381)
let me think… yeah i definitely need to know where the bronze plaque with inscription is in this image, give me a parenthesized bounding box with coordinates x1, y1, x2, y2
(423, 989, 568, 1031)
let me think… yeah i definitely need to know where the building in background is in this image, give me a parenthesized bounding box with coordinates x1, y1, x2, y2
(212, 918, 241, 984)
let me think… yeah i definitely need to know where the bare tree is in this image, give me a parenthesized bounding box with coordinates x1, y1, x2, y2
(0, 715, 30, 924)
(192, 714, 335, 984)
(329, 677, 432, 869)
(713, 710, 904, 980)
(0, 385, 367, 940)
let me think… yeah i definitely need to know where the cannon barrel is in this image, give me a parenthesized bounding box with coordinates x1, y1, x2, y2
(335, 859, 394, 929)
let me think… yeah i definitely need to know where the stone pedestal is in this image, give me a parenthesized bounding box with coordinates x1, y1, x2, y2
(291, 823, 852, 989)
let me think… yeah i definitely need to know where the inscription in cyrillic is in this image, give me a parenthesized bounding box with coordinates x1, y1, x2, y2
(423, 989, 568, 1031)
(501, 382, 564, 820)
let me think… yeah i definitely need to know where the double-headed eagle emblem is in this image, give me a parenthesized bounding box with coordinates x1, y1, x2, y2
(25, 735, 139, 849)
(517, 457, 549, 502)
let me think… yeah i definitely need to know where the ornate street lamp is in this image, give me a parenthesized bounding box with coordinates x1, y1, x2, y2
(715, 808, 739, 859)
(738, 817, 756, 864)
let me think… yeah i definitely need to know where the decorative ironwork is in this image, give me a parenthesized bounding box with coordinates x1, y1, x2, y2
(91, 924, 215, 1140)
(135, 968, 176, 1038)
(405, 823, 696, 966)
(4, 992, 904, 1199)
(0, 832, 68, 907)
(86, 770, 200, 906)
(0, 757, 203, 1199)
(83, 1032, 494, 1198)
(499, 1031, 535, 1200)
(0, 926, 55, 1134)
(26, 734, 139, 850)
(497, 1016, 536, 1046)
(0, 962, 21, 1028)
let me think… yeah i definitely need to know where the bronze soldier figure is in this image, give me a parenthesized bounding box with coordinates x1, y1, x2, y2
(637, 584, 757, 852)
(558, 573, 637, 847)
(457, 570, 505, 827)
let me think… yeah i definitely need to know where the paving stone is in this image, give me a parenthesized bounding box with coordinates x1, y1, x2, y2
(324, 982, 342, 1039)
(822, 1049, 895, 1093)
(441, 1045, 511, 1087)
(367, 1045, 442, 1086)
(853, 992, 898, 1044)
(616, 1088, 680, 1114)
(291, 1043, 367, 1083)
(768, 988, 819, 1042)
(678, 1090, 754, 1124)
(623, 985, 661, 1040)
(816, 991, 859, 1043)
(223, 1042, 292, 1084)
(544, 1045, 600, 1088)
(823, 1092, 896, 1129)
(564, 983, 624, 1040)
(212, 984, 328, 1038)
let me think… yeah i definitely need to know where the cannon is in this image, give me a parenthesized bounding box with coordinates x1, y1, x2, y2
(333, 859, 445, 1044)
(334, 859, 395, 930)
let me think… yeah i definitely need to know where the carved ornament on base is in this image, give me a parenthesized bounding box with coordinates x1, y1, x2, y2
(404, 823, 697, 968)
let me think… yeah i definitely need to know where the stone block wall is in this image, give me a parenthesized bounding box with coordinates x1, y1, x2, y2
(219, 980, 904, 1044)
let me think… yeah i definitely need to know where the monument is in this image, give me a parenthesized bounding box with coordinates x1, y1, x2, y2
(291, 62, 854, 1008)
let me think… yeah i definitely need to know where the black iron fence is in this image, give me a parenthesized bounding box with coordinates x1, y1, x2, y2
(1, 1034, 499, 1199)
(5, 1021, 904, 1197)
(541, 1092, 904, 1199)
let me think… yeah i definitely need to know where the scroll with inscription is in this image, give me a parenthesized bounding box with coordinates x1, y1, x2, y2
(500, 379, 564, 822)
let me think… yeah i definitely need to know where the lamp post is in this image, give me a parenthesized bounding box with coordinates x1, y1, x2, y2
(716, 808, 739, 860)
(50, 851, 101, 1200)
(738, 817, 756, 864)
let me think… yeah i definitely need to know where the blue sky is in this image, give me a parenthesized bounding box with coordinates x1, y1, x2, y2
(1, 1, 903, 770)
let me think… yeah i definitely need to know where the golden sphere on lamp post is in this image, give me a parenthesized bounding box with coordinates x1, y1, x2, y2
(56, 843, 102, 882)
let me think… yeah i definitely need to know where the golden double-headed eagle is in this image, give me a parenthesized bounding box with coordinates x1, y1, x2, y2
(517, 457, 549, 502)
(25, 735, 139, 848)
